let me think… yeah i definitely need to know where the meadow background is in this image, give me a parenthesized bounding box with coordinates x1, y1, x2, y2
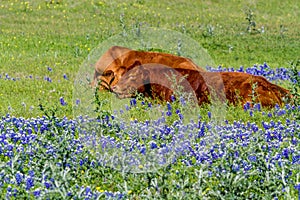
(0, 0, 300, 199)
(1, 0, 299, 117)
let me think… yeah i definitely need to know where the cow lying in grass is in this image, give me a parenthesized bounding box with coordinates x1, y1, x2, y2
(111, 64, 291, 107)
(93, 46, 205, 90)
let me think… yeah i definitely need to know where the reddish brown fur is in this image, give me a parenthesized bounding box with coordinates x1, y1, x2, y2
(112, 65, 291, 107)
(93, 46, 205, 90)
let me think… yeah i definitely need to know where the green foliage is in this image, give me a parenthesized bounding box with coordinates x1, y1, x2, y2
(288, 59, 300, 106)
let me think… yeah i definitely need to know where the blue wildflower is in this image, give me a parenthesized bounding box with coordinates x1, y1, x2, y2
(179, 96, 186, 106)
(243, 102, 250, 111)
(130, 98, 137, 107)
(166, 111, 172, 116)
(26, 177, 34, 191)
(63, 74, 68, 80)
(60, 97, 67, 106)
(44, 181, 52, 189)
(282, 148, 289, 159)
(254, 103, 261, 111)
(150, 141, 157, 149)
(15, 172, 23, 185)
(171, 95, 176, 102)
(28, 170, 35, 177)
(248, 155, 257, 162)
(249, 110, 253, 117)
(140, 147, 146, 155)
(207, 111, 211, 119)
(178, 113, 183, 120)
(277, 109, 286, 116)
(33, 190, 41, 197)
(167, 102, 172, 111)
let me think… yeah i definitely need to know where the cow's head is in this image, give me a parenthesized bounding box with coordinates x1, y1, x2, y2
(111, 65, 150, 98)
(93, 46, 132, 90)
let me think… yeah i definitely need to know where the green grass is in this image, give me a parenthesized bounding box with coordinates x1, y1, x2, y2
(0, 0, 299, 118)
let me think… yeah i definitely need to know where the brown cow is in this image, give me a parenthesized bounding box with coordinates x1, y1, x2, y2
(111, 64, 291, 107)
(93, 46, 205, 90)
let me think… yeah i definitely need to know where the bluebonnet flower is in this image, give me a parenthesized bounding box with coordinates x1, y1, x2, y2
(243, 102, 251, 111)
(291, 137, 297, 146)
(179, 96, 186, 106)
(63, 74, 68, 80)
(232, 164, 240, 172)
(237, 66, 244, 72)
(130, 98, 136, 107)
(249, 110, 253, 117)
(292, 155, 300, 165)
(15, 172, 23, 185)
(44, 181, 52, 189)
(26, 177, 34, 191)
(166, 111, 172, 116)
(12, 188, 18, 197)
(5, 73, 10, 80)
(28, 170, 35, 177)
(234, 151, 239, 158)
(60, 97, 67, 106)
(33, 190, 41, 197)
(267, 112, 272, 118)
(178, 113, 184, 120)
(150, 141, 157, 149)
(47, 66, 52, 72)
(282, 148, 289, 159)
(207, 111, 211, 119)
(140, 147, 146, 155)
(171, 95, 176, 102)
(44, 76, 52, 82)
(248, 155, 257, 162)
(254, 103, 261, 111)
(167, 102, 172, 111)
(276, 109, 286, 116)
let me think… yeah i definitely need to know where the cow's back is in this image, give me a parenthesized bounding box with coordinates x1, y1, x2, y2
(94, 46, 205, 89)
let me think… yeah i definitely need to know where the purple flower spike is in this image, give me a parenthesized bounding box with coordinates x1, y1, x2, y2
(254, 103, 261, 111)
(171, 95, 176, 102)
(60, 97, 67, 106)
(167, 102, 172, 111)
(26, 177, 34, 191)
(208, 111, 211, 119)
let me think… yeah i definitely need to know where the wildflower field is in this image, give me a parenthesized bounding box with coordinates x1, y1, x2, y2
(1, 0, 300, 199)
